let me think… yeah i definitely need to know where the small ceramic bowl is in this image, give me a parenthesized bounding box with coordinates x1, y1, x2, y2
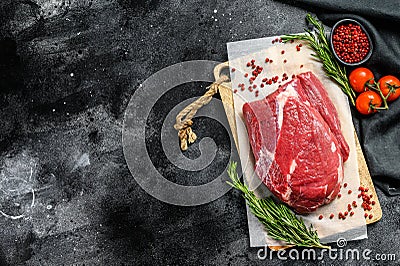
(329, 19, 373, 67)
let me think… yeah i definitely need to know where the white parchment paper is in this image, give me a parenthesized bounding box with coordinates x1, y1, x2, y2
(227, 36, 368, 247)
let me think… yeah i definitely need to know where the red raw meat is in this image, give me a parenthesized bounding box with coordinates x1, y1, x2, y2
(297, 72, 350, 162)
(242, 72, 349, 213)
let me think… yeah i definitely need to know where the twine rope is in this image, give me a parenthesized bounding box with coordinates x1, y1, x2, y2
(174, 75, 230, 150)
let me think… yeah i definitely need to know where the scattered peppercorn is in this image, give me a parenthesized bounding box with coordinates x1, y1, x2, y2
(319, 215, 323, 220)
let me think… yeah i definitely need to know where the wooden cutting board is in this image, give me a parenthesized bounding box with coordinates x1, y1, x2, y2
(214, 62, 382, 224)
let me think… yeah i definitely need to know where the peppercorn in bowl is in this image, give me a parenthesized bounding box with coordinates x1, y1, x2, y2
(330, 19, 373, 66)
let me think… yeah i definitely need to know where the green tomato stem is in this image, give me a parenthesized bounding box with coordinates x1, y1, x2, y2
(366, 82, 389, 109)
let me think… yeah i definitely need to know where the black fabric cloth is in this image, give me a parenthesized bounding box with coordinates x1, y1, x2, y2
(292, 1, 400, 195)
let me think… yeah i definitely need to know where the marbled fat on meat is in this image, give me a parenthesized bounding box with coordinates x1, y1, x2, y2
(242, 72, 349, 213)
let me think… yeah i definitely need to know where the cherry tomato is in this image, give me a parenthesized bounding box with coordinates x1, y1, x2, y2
(349, 67, 374, 93)
(378, 75, 400, 102)
(355, 91, 382, 115)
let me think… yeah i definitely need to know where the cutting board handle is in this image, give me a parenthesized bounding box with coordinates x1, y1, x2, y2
(213, 61, 230, 82)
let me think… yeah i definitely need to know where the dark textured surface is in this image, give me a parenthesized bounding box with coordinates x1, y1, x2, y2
(0, 0, 399, 265)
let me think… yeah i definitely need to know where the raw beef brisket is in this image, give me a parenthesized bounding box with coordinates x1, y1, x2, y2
(242, 72, 349, 213)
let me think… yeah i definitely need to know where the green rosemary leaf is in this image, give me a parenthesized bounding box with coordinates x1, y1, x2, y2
(281, 14, 355, 106)
(226, 161, 330, 249)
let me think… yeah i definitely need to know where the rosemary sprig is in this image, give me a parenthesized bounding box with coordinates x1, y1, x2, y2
(227, 161, 330, 249)
(281, 14, 356, 106)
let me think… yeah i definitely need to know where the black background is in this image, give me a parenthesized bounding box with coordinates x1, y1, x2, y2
(0, 0, 399, 265)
